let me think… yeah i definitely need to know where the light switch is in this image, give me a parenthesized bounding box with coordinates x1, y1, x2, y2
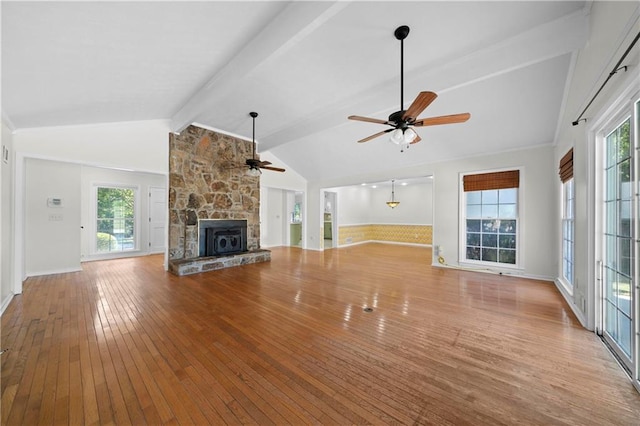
(47, 198, 63, 208)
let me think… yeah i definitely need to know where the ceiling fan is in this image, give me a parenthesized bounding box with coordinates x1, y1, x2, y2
(348, 25, 470, 151)
(243, 112, 285, 176)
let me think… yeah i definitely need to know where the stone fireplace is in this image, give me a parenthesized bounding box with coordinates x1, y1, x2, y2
(168, 125, 270, 276)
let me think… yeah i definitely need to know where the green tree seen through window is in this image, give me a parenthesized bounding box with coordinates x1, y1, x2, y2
(96, 187, 135, 252)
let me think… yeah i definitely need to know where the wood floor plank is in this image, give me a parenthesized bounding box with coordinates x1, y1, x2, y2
(119, 324, 176, 424)
(2, 244, 640, 425)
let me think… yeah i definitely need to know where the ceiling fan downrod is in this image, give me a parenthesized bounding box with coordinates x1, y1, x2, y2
(395, 25, 410, 114)
(250, 111, 258, 160)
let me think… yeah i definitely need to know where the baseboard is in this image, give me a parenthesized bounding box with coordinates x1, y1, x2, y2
(337, 240, 431, 248)
(554, 278, 589, 329)
(336, 240, 370, 248)
(0, 293, 14, 315)
(431, 261, 554, 282)
(81, 250, 151, 263)
(25, 266, 83, 278)
(372, 241, 431, 248)
(260, 244, 306, 249)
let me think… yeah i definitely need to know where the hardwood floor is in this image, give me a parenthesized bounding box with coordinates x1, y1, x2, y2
(2, 243, 639, 425)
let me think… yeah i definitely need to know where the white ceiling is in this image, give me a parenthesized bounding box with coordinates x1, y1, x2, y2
(2, 1, 588, 182)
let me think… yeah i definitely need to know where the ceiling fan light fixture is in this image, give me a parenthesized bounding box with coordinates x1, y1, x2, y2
(246, 166, 261, 177)
(389, 128, 404, 145)
(403, 128, 417, 143)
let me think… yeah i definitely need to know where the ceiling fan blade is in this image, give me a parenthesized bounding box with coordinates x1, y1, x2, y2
(260, 165, 286, 172)
(348, 115, 390, 125)
(257, 160, 272, 166)
(414, 112, 471, 127)
(358, 128, 393, 143)
(410, 133, 422, 144)
(402, 91, 438, 121)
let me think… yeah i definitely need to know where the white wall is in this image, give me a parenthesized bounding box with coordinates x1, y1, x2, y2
(554, 2, 640, 328)
(332, 181, 433, 226)
(432, 145, 556, 280)
(1, 119, 15, 312)
(259, 150, 307, 248)
(25, 158, 82, 276)
(80, 165, 166, 261)
(14, 119, 170, 173)
(334, 186, 371, 225)
(259, 150, 307, 192)
(369, 182, 433, 225)
(260, 187, 286, 247)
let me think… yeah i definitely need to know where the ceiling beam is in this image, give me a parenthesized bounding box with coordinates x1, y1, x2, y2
(260, 9, 589, 151)
(170, 1, 348, 133)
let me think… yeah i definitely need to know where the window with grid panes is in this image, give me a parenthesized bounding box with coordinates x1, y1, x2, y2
(465, 188, 518, 264)
(562, 178, 574, 287)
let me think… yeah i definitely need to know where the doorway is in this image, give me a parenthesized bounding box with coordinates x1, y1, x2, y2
(149, 186, 167, 253)
(259, 187, 304, 248)
(288, 191, 303, 247)
(597, 96, 638, 384)
(324, 191, 337, 249)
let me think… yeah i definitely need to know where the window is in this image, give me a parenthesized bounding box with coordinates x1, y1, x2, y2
(602, 116, 633, 359)
(562, 179, 574, 287)
(95, 186, 137, 253)
(559, 148, 574, 289)
(293, 202, 302, 222)
(463, 170, 519, 266)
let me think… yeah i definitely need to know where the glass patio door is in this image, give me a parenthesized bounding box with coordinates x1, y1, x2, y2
(602, 115, 634, 373)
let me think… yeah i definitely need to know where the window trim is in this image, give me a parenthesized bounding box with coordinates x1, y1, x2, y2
(90, 182, 140, 256)
(459, 167, 524, 270)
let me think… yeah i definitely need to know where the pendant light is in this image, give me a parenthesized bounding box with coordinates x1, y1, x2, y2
(386, 179, 400, 209)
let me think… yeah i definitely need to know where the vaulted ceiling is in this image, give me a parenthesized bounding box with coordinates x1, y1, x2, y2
(2, 1, 588, 182)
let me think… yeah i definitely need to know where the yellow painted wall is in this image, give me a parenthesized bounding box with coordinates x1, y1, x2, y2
(338, 224, 432, 246)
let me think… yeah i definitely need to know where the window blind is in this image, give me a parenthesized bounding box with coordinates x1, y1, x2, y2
(463, 170, 520, 192)
(559, 148, 573, 182)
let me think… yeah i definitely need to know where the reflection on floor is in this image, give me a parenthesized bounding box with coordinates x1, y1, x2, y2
(324, 239, 333, 249)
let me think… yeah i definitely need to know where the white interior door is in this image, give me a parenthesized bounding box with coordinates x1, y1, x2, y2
(149, 186, 167, 253)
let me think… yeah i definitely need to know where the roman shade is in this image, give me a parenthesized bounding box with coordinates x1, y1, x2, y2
(559, 148, 573, 182)
(463, 170, 520, 192)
